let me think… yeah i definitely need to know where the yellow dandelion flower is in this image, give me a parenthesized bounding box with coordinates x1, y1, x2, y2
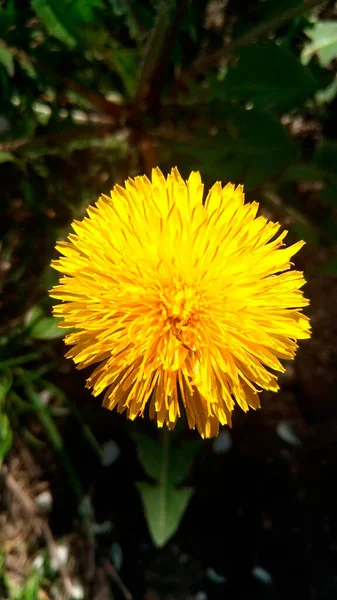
(50, 168, 310, 438)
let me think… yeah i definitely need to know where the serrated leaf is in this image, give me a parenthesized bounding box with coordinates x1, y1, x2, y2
(134, 432, 197, 546)
(0, 413, 12, 466)
(302, 21, 337, 67)
(0, 45, 14, 76)
(137, 482, 193, 547)
(171, 107, 296, 189)
(222, 42, 318, 112)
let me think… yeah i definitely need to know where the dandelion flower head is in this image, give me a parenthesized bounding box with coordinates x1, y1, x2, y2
(50, 168, 310, 438)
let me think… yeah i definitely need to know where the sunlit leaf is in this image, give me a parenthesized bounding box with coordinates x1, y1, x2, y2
(26, 305, 68, 340)
(109, 48, 139, 97)
(0, 150, 16, 164)
(0, 413, 12, 467)
(32, 0, 77, 48)
(0, 45, 14, 76)
(302, 20, 337, 67)
(32, 0, 105, 49)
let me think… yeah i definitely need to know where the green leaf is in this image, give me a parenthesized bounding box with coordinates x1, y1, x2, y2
(222, 42, 318, 112)
(32, 0, 104, 49)
(169, 441, 200, 486)
(18, 55, 37, 80)
(26, 305, 68, 340)
(315, 76, 337, 105)
(109, 0, 125, 16)
(171, 107, 296, 189)
(0, 150, 16, 164)
(133, 433, 200, 485)
(22, 571, 42, 600)
(137, 482, 193, 547)
(134, 432, 198, 547)
(109, 48, 139, 97)
(0, 413, 12, 467)
(0, 0, 16, 36)
(0, 45, 14, 76)
(12, 570, 42, 600)
(32, 0, 77, 48)
(0, 370, 13, 409)
(109, 0, 145, 39)
(19, 372, 84, 505)
(282, 162, 326, 182)
(132, 433, 162, 481)
(30, 316, 67, 340)
(302, 21, 337, 67)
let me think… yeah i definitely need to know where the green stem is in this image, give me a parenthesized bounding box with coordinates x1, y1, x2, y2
(134, 0, 175, 103)
(17, 370, 84, 506)
(37, 377, 102, 459)
(158, 427, 170, 543)
(0, 352, 41, 370)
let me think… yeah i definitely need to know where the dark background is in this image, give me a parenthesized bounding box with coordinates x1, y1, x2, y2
(1, 1, 337, 598)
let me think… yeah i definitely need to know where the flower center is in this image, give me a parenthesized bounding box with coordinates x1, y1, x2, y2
(159, 283, 205, 351)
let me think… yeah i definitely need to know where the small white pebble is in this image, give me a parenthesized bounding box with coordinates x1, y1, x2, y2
(276, 421, 301, 447)
(35, 490, 53, 512)
(252, 566, 273, 584)
(110, 542, 123, 571)
(91, 520, 113, 535)
(70, 580, 85, 599)
(50, 544, 69, 571)
(212, 430, 232, 454)
(101, 440, 120, 466)
(195, 592, 207, 600)
(206, 567, 227, 584)
(39, 389, 52, 405)
(32, 554, 45, 571)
